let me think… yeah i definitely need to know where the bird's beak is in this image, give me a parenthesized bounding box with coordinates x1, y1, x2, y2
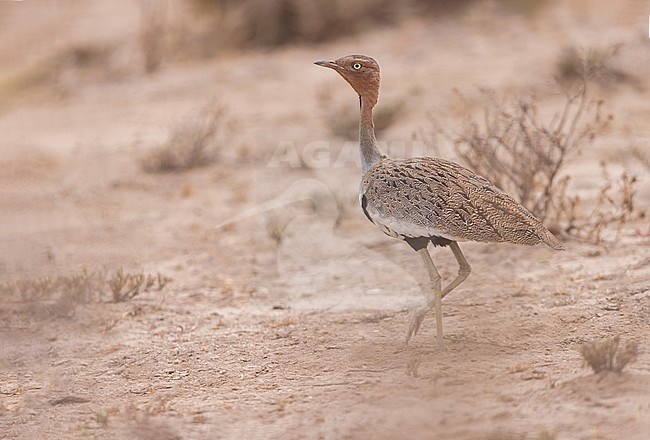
(314, 60, 339, 70)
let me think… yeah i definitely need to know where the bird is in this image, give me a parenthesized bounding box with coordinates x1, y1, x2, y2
(314, 54, 564, 346)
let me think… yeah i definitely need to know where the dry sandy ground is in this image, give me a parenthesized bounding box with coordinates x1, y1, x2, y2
(1, 1, 649, 439)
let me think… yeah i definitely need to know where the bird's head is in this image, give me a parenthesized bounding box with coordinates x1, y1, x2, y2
(315, 55, 380, 108)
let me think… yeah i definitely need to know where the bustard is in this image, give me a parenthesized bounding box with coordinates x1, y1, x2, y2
(315, 54, 564, 346)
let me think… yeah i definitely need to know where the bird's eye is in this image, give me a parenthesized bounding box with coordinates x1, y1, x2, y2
(352, 63, 362, 70)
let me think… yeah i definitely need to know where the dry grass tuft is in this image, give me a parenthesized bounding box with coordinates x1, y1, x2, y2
(94, 407, 117, 428)
(127, 418, 181, 440)
(484, 431, 523, 440)
(0, 268, 171, 318)
(141, 103, 231, 173)
(406, 357, 422, 377)
(484, 428, 557, 440)
(263, 210, 292, 246)
(536, 429, 558, 440)
(579, 336, 639, 373)
(1, 270, 102, 318)
(108, 267, 170, 302)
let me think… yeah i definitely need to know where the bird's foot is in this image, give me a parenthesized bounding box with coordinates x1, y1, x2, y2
(405, 309, 428, 344)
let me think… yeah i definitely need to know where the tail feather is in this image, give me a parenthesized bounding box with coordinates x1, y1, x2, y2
(541, 228, 565, 251)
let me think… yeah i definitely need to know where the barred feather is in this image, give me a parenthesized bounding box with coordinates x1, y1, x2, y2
(360, 156, 565, 250)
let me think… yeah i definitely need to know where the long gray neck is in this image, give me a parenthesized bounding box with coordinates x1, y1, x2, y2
(359, 95, 382, 174)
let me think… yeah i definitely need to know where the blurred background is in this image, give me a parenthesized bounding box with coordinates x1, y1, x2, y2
(1, 1, 649, 438)
(1, 0, 647, 281)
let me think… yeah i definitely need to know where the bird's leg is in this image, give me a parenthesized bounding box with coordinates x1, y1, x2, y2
(406, 247, 444, 347)
(441, 242, 471, 299)
(406, 243, 472, 346)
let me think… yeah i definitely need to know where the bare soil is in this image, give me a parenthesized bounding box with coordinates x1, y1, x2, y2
(1, 1, 649, 439)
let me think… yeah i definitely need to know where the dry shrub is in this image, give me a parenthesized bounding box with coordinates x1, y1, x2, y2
(188, 0, 554, 52)
(431, 46, 640, 245)
(557, 164, 640, 245)
(0, 270, 105, 318)
(579, 336, 639, 373)
(1, 43, 121, 97)
(190, 0, 401, 50)
(108, 267, 170, 302)
(444, 84, 608, 221)
(3, 3, 175, 98)
(142, 103, 231, 173)
(556, 44, 638, 91)
(3, 2, 178, 97)
(0, 268, 171, 318)
(186, 0, 544, 54)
